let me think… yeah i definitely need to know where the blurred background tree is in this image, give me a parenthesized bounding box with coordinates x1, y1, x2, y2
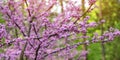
(88, 0, 120, 60)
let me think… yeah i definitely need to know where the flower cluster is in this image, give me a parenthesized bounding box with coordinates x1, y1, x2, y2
(88, 0, 96, 5)
(0, 24, 7, 39)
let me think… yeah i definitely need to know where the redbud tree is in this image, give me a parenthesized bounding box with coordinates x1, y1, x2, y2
(0, 0, 120, 60)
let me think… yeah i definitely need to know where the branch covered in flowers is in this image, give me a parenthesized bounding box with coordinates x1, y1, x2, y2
(0, 0, 120, 60)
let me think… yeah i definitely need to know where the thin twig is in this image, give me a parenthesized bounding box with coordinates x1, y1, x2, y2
(74, 4, 93, 24)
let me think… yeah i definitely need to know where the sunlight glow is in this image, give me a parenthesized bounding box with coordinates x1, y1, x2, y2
(51, 0, 90, 13)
